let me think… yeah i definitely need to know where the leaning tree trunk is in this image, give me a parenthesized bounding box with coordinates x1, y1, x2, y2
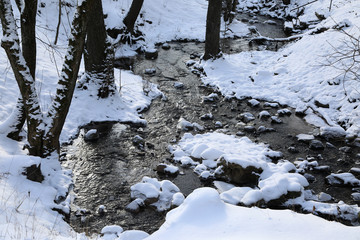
(0, 0, 94, 157)
(84, 0, 115, 98)
(6, 0, 37, 140)
(6, 96, 26, 141)
(0, 0, 44, 156)
(204, 0, 222, 60)
(123, 0, 144, 33)
(43, 0, 94, 155)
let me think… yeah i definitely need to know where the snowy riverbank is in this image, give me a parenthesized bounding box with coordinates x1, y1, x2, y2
(1, 0, 360, 239)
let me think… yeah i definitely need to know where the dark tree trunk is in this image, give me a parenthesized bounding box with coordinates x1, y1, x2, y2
(6, 96, 26, 141)
(224, 0, 237, 23)
(0, 0, 94, 157)
(54, 0, 61, 45)
(204, 0, 222, 60)
(44, 0, 94, 155)
(123, 0, 144, 33)
(21, 0, 37, 78)
(85, 0, 107, 74)
(84, 0, 115, 98)
(0, 0, 44, 156)
(6, 0, 37, 140)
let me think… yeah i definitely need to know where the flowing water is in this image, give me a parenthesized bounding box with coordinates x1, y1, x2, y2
(62, 14, 360, 235)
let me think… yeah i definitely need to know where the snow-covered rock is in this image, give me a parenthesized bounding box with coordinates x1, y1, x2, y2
(171, 132, 308, 207)
(248, 98, 260, 107)
(84, 129, 99, 142)
(177, 117, 193, 131)
(320, 126, 347, 140)
(326, 173, 360, 187)
(101, 225, 124, 237)
(202, 93, 219, 102)
(239, 112, 255, 123)
(259, 110, 271, 120)
(156, 163, 179, 176)
(130, 177, 183, 212)
(296, 134, 315, 142)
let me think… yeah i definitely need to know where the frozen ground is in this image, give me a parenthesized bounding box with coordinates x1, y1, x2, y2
(0, 0, 360, 239)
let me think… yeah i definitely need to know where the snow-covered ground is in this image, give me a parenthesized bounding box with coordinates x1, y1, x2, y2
(203, 0, 360, 137)
(1, 0, 360, 239)
(147, 188, 360, 240)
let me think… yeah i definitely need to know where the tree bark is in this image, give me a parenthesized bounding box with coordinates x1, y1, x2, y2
(84, 0, 115, 98)
(224, 0, 237, 23)
(204, 0, 222, 60)
(44, 0, 94, 155)
(21, 0, 37, 78)
(6, 0, 37, 140)
(54, 0, 61, 45)
(0, 0, 44, 156)
(0, 0, 94, 157)
(6, 96, 26, 141)
(123, 0, 144, 33)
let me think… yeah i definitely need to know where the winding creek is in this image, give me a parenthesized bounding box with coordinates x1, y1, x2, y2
(62, 14, 360, 235)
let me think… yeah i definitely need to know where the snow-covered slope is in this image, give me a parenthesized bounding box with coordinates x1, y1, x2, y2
(203, 0, 360, 137)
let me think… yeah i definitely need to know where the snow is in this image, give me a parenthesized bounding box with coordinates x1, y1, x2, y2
(131, 182, 160, 200)
(259, 110, 271, 119)
(101, 226, 149, 240)
(164, 164, 179, 174)
(320, 126, 347, 139)
(146, 188, 360, 240)
(296, 133, 315, 141)
(0, 0, 162, 238)
(171, 192, 185, 207)
(171, 132, 309, 205)
(0, 152, 80, 239)
(248, 98, 260, 106)
(326, 173, 360, 186)
(318, 192, 332, 202)
(101, 225, 124, 236)
(1, 0, 360, 239)
(202, 0, 360, 137)
(220, 187, 253, 205)
(130, 177, 183, 212)
(177, 117, 193, 131)
(103, 0, 249, 49)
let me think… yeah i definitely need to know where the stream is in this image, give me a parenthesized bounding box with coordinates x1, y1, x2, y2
(62, 14, 360, 235)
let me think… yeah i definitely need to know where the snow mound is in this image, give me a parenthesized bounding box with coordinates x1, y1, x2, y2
(146, 188, 360, 240)
(130, 177, 184, 211)
(171, 132, 308, 205)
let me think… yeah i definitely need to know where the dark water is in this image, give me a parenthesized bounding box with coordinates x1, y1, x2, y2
(61, 14, 360, 235)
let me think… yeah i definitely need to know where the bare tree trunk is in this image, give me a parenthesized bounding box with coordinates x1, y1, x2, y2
(0, 0, 44, 156)
(204, 0, 222, 60)
(0, 0, 94, 157)
(6, 0, 37, 140)
(223, 0, 237, 23)
(54, 0, 61, 45)
(22, 0, 37, 78)
(84, 0, 115, 98)
(6, 97, 26, 141)
(123, 0, 144, 33)
(44, 0, 94, 155)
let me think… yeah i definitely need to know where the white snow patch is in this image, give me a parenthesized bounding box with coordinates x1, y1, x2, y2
(146, 188, 360, 240)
